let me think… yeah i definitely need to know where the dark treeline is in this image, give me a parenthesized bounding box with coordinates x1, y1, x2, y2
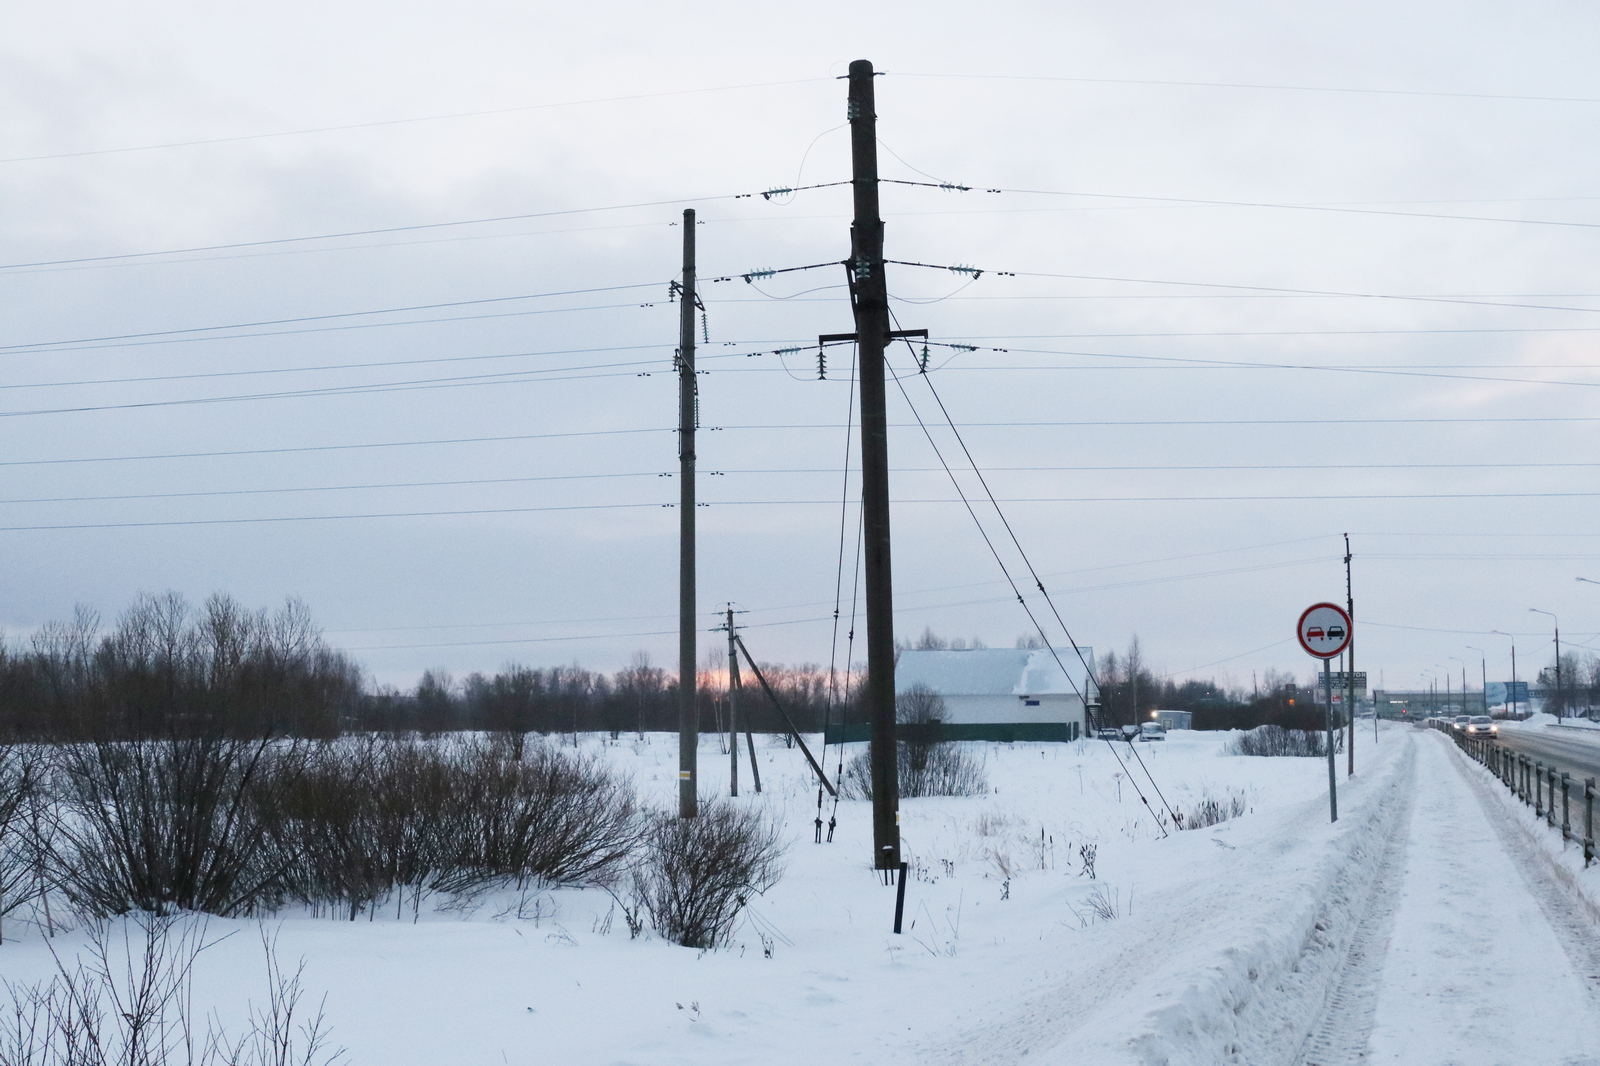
(1535, 652, 1600, 717)
(0, 593, 361, 740)
(359, 654, 850, 739)
(0, 593, 855, 740)
(1096, 639, 1339, 733)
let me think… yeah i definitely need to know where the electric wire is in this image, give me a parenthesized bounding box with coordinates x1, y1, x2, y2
(0, 284, 661, 352)
(878, 325, 1174, 832)
(888, 313, 1180, 823)
(823, 342, 859, 811)
(2, 77, 832, 164)
(887, 70, 1600, 106)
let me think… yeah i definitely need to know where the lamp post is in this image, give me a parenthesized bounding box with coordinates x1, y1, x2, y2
(1530, 608, 1560, 720)
(1449, 656, 1467, 713)
(1466, 646, 1486, 714)
(1492, 630, 1518, 717)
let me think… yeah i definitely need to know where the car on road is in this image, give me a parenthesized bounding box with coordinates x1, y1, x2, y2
(1139, 722, 1166, 742)
(1452, 715, 1472, 731)
(1464, 715, 1498, 739)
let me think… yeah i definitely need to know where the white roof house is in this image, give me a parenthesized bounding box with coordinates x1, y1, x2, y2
(826, 647, 1095, 743)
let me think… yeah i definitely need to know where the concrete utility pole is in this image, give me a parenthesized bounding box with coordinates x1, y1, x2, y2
(678, 209, 698, 818)
(848, 59, 900, 873)
(1345, 534, 1356, 772)
(727, 606, 740, 797)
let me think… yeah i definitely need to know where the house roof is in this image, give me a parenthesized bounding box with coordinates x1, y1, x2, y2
(895, 647, 1094, 697)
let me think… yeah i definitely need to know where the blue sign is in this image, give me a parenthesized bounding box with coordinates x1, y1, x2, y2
(1487, 681, 1529, 705)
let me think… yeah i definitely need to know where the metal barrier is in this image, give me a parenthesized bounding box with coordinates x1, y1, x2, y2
(1425, 718, 1595, 866)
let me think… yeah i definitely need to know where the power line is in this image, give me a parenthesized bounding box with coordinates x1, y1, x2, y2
(991, 186, 1600, 232)
(0, 342, 682, 390)
(19, 460, 1597, 507)
(6, 301, 670, 356)
(0, 200, 748, 271)
(0, 471, 665, 506)
(1, 78, 831, 164)
(13, 491, 1595, 533)
(889, 70, 1600, 106)
(0, 284, 662, 352)
(0, 428, 672, 468)
(7, 413, 1599, 469)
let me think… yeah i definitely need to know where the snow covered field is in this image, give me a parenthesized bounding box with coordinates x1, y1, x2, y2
(6, 724, 1600, 1065)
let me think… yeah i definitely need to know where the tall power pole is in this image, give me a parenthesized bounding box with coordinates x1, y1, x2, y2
(1345, 534, 1355, 774)
(678, 209, 698, 819)
(727, 606, 740, 797)
(849, 59, 900, 872)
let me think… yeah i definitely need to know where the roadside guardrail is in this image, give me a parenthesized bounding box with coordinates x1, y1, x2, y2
(1426, 718, 1596, 867)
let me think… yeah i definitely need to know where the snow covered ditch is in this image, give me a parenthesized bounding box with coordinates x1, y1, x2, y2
(1, 726, 1410, 1065)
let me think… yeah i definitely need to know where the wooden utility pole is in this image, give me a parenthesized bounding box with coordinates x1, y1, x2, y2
(727, 606, 740, 797)
(678, 209, 698, 818)
(848, 59, 900, 872)
(1345, 533, 1355, 775)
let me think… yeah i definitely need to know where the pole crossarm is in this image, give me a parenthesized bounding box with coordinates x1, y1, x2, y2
(733, 635, 838, 797)
(818, 329, 929, 344)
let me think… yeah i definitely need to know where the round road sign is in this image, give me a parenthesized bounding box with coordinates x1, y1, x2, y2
(1297, 602, 1352, 659)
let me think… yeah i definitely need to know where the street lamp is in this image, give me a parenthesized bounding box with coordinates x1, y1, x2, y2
(1449, 656, 1466, 712)
(1466, 646, 1486, 713)
(1530, 608, 1561, 720)
(1492, 630, 1519, 717)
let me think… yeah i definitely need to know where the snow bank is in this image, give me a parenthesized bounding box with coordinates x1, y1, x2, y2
(0, 727, 1410, 1065)
(1444, 733, 1600, 926)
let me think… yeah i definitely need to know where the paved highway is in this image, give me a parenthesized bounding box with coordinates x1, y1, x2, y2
(1493, 723, 1600, 783)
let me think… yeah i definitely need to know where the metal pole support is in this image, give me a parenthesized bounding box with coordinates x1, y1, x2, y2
(1562, 772, 1572, 841)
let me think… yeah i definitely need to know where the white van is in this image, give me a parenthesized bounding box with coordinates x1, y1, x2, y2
(1139, 721, 1167, 742)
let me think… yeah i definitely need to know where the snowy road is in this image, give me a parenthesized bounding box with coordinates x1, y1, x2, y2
(1496, 724, 1600, 782)
(1343, 731, 1600, 1065)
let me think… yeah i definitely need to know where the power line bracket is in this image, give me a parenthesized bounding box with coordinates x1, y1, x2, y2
(817, 329, 928, 344)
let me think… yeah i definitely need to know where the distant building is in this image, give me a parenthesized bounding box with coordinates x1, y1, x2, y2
(825, 647, 1094, 743)
(1152, 709, 1192, 732)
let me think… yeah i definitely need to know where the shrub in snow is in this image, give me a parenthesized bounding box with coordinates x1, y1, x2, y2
(1226, 724, 1344, 758)
(634, 801, 785, 949)
(51, 736, 303, 918)
(278, 736, 640, 919)
(0, 914, 342, 1066)
(0, 746, 46, 941)
(442, 740, 641, 891)
(838, 742, 989, 799)
(1176, 788, 1249, 829)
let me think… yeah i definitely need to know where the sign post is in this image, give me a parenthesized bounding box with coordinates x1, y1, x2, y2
(1298, 602, 1353, 823)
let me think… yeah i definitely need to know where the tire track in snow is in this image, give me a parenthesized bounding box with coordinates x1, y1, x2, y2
(1291, 746, 1416, 1066)
(915, 733, 1416, 1065)
(1223, 734, 1416, 1066)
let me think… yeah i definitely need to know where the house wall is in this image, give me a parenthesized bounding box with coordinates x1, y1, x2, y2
(824, 692, 1086, 744)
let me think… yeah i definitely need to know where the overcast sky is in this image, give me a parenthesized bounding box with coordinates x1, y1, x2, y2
(5, 2, 1600, 696)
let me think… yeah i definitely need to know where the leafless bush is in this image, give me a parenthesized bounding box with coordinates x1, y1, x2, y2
(0, 746, 45, 942)
(1177, 789, 1249, 830)
(1226, 724, 1344, 758)
(442, 741, 639, 891)
(635, 801, 785, 949)
(51, 737, 305, 918)
(0, 914, 342, 1066)
(277, 736, 639, 917)
(839, 741, 989, 799)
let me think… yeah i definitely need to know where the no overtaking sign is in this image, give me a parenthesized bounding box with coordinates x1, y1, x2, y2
(1298, 602, 1352, 659)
